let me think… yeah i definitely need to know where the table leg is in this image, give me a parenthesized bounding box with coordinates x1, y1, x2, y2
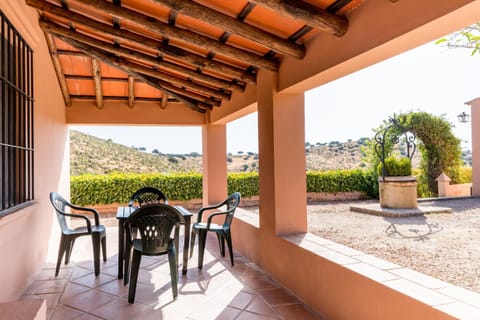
(118, 218, 124, 279)
(182, 216, 191, 275)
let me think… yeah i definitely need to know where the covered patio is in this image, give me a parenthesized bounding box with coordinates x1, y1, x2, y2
(2, 0, 480, 319)
(22, 223, 324, 319)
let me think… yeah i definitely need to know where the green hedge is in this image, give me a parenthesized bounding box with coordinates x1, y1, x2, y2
(306, 169, 375, 194)
(71, 172, 202, 205)
(71, 169, 377, 205)
(227, 172, 259, 198)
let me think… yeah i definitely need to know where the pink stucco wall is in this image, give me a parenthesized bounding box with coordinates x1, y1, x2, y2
(0, 1, 70, 301)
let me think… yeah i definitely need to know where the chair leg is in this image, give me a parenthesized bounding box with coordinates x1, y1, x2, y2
(102, 234, 107, 262)
(168, 247, 178, 299)
(128, 250, 142, 304)
(225, 231, 234, 266)
(197, 230, 207, 269)
(216, 233, 225, 257)
(56, 236, 68, 276)
(92, 232, 101, 276)
(189, 230, 196, 258)
(65, 238, 75, 265)
(124, 241, 132, 286)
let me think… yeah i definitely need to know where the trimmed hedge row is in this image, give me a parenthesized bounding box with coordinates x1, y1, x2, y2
(306, 169, 374, 194)
(71, 170, 375, 205)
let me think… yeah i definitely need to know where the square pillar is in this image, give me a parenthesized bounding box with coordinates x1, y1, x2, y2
(257, 70, 307, 235)
(202, 124, 228, 205)
(466, 98, 480, 196)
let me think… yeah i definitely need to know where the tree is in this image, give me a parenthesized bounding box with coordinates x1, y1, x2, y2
(152, 149, 159, 154)
(436, 22, 480, 55)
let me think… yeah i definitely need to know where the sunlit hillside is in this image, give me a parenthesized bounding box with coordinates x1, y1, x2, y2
(71, 130, 473, 175)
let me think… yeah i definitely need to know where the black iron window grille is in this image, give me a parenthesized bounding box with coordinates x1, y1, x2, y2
(0, 11, 34, 215)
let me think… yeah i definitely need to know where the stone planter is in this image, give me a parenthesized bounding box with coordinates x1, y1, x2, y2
(378, 176, 417, 209)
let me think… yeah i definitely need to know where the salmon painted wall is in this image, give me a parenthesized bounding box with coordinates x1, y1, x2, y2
(0, 1, 69, 301)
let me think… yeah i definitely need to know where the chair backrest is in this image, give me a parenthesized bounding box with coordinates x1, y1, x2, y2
(49, 192, 70, 232)
(222, 192, 241, 227)
(125, 204, 182, 255)
(129, 187, 168, 207)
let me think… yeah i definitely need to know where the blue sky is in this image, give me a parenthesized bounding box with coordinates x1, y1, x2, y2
(72, 41, 479, 154)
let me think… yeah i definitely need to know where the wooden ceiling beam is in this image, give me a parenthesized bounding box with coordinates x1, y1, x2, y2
(65, 74, 124, 81)
(51, 33, 207, 113)
(26, 0, 255, 85)
(43, 33, 71, 106)
(91, 58, 104, 109)
(40, 20, 231, 101)
(155, 79, 219, 107)
(151, 0, 305, 58)
(128, 76, 135, 108)
(161, 94, 168, 109)
(67, 0, 278, 71)
(39, 20, 239, 93)
(249, 0, 348, 36)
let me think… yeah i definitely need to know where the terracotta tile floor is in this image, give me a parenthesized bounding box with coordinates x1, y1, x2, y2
(21, 227, 323, 320)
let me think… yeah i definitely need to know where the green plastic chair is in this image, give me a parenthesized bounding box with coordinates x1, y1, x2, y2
(128, 187, 168, 207)
(190, 192, 241, 269)
(124, 203, 182, 303)
(49, 192, 106, 276)
(124, 187, 168, 285)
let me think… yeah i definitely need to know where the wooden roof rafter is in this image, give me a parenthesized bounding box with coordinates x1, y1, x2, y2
(39, 19, 232, 101)
(58, 0, 279, 71)
(150, 0, 306, 58)
(127, 76, 135, 108)
(26, 0, 255, 86)
(91, 58, 104, 109)
(24, 0, 360, 114)
(43, 32, 71, 106)
(53, 33, 210, 113)
(249, 0, 349, 36)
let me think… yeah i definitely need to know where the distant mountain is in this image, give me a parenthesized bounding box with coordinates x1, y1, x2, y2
(70, 130, 413, 175)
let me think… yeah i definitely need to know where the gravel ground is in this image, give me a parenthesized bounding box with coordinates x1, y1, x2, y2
(306, 197, 480, 293)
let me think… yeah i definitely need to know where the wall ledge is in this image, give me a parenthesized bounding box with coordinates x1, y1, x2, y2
(282, 232, 480, 319)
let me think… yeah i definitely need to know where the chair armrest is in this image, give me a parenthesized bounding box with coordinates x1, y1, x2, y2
(66, 203, 101, 226)
(205, 209, 232, 230)
(61, 212, 92, 232)
(197, 203, 226, 223)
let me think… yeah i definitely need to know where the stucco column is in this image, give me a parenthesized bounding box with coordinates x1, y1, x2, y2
(257, 70, 307, 235)
(466, 97, 480, 196)
(202, 124, 228, 205)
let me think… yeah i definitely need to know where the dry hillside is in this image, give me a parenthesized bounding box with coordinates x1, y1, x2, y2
(71, 130, 412, 175)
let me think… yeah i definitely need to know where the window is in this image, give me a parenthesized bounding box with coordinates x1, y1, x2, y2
(0, 11, 34, 215)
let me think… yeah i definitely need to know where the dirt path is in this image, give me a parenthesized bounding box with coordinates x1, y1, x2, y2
(306, 197, 480, 293)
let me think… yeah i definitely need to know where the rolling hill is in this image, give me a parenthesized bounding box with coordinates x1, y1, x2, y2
(70, 130, 418, 175)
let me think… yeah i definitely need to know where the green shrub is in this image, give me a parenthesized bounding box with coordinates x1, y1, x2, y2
(377, 156, 412, 176)
(71, 169, 378, 206)
(458, 166, 472, 184)
(71, 172, 202, 205)
(227, 172, 259, 198)
(306, 169, 375, 194)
